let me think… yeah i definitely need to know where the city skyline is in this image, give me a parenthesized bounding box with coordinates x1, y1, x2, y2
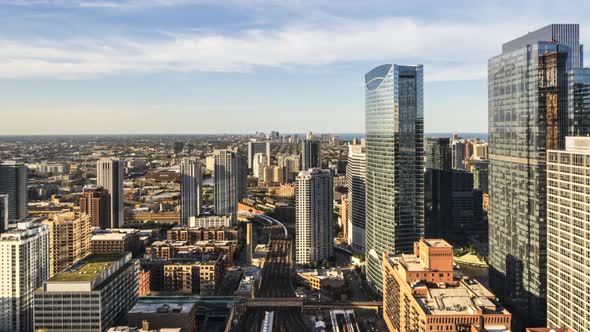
(3, 1, 590, 135)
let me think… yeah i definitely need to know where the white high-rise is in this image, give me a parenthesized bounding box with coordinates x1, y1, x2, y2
(0, 220, 49, 332)
(247, 140, 270, 170)
(96, 157, 124, 228)
(214, 149, 240, 225)
(252, 153, 267, 179)
(180, 157, 202, 226)
(346, 143, 366, 253)
(277, 154, 300, 183)
(546, 137, 590, 332)
(0, 161, 28, 222)
(295, 169, 333, 264)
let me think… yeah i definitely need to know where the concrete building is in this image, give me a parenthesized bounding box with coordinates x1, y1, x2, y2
(425, 137, 451, 171)
(0, 161, 27, 223)
(365, 64, 424, 292)
(127, 302, 196, 332)
(277, 154, 300, 182)
(546, 137, 590, 332)
(80, 185, 111, 229)
(0, 194, 8, 232)
(247, 140, 270, 170)
(214, 149, 241, 225)
(252, 153, 267, 178)
(92, 228, 140, 255)
(295, 169, 333, 264)
(383, 239, 512, 332)
(297, 268, 345, 291)
(488, 24, 586, 325)
(472, 159, 489, 194)
(34, 253, 139, 332)
(0, 220, 49, 332)
(97, 157, 124, 228)
(346, 142, 366, 253)
(302, 139, 322, 170)
(180, 157, 202, 226)
(43, 212, 92, 277)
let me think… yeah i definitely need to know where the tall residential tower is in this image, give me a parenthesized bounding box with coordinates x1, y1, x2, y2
(0, 161, 28, 223)
(96, 157, 124, 228)
(365, 64, 424, 292)
(180, 157, 202, 226)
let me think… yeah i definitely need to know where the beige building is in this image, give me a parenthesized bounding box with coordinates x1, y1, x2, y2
(546, 137, 590, 332)
(383, 239, 511, 332)
(43, 212, 92, 276)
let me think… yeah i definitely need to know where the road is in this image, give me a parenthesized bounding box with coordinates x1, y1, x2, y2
(234, 226, 308, 332)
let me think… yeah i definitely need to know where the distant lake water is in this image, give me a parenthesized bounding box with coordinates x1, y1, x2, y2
(334, 133, 488, 141)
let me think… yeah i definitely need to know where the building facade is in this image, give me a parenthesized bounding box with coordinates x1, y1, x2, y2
(302, 139, 322, 170)
(43, 212, 92, 277)
(97, 157, 124, 228)
(365, 64, 424, 292)
(0, 161, 27, 223)
(346, 143, 366, 253)
(80, 185, 110, 229)
(546, 137, 590, 332)
(425, 137, 451, 171)
(488, 24, 584, 325)
(295, 169, 333, 264)
(247, 140, 270, 170)
(214, 149, 241, 225)
(180, 157, 202, 226)
(34, 253, 139, 332)
(0, 220, 49, 332)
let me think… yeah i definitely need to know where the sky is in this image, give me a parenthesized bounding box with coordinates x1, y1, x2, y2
(1, 0, 590, 135)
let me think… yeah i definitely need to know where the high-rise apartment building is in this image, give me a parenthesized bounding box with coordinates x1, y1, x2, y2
(214, 149, 241, 225)
(346, 143, 366, 253)
(383, 239, 512, 332)
(425, 137, 451, 171)
(0, 220, 49, 332)
(365, 64, 424, 292)
(472, 159, 490, 193)
(180, 157, 202, 226)
(451, 139, 467, 170)
(546, 137, 590, 332)
(96, 157, 124, 228)
(43, 212, 92, 277)
(0, 194, 7, 232)
(0, 161, 27, 222)
(247, 140, 270, 171)
(301, 139, 322, 170)
(34, 253, 138, 332)
(569, 68, 590, 136)
(277, 154, 301, 182)
(252, 153, 267, 178)
(295, 169, 333, 264)
(80, 185, 110, 228)
(488, 24, 584, 325)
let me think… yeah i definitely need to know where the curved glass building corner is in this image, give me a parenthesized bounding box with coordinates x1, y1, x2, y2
(364, 64, 425, 293)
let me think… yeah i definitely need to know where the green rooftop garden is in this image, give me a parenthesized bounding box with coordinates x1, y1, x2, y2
(49, 253, 126, 282)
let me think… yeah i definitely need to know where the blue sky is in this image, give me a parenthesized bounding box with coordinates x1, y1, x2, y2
(1, 0, 589, 135)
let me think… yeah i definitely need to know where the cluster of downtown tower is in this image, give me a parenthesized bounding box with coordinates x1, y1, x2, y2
(361, 24, 590, 330)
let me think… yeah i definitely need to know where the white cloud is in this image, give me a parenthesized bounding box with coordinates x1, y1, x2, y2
(0, 15, 588, 81)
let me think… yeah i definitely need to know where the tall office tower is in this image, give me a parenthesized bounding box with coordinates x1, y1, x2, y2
(96, 157, 124, 228)
(0, 220, 49, 332)
(0, 161, 27, 222)
(43, 212, 91, 277)
(472, 159, 490, 193)
(425, 137, 451, 171)
(252, 153, 267, 178)
(301, 139, 322, 170)
(180, 157, 202, 226)
(346, 143, 366, 253)
(546, 137, 590, 331)
(295, 169, 333, 264)
(383, 239, 512, 332)
(0, 194, 7, 232)
(214, 149, 240, 225)
(569, 68, 590, 136)
(365, 64, 424, 292)
(451, 139, 466, 170)
(34, 253, 139, 332)
(79, 185, 110, 228)
(488, 24, 584, 326)
(277, 154, 301, 182)
(247, 140, 271, 170)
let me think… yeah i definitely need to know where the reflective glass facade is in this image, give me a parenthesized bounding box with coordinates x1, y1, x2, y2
(488, 24, 583, 326)
(365, 64, 424, 292)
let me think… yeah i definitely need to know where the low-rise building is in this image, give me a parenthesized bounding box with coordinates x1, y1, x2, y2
(127, 302, 196, 332)
(92, 228, 140, 255)
(297, 268, 345, 291)
(34, 253, 139, 332)
(383, 239, 511, 332)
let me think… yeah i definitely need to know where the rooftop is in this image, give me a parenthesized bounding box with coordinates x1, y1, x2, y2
(129, 302, 194, 315)
(423, 239, 452, 248)
(49, 253, 126, 282)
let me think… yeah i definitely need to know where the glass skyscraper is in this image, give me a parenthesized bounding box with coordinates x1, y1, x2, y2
(488, 24, 584, 326)
(365, 64, 424, 292)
